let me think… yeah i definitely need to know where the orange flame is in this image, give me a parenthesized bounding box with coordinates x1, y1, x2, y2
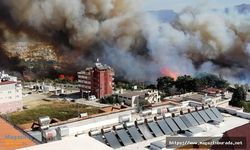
(160, 67, 179, 80)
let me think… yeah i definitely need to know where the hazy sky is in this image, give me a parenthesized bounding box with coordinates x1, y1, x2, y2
(144, 0, 250, 12)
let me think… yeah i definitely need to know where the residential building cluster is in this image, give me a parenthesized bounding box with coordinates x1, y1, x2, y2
(0, 63, 249, 150)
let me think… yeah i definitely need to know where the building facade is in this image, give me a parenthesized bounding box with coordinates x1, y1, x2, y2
(78, 60, 114, 99)
(117, 90, 161, 107)
(0, 71, 23, 114)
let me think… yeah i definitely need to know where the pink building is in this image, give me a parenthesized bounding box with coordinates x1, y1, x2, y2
(0, 71, 23, 114)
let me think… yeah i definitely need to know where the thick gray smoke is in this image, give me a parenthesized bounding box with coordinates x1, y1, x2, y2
(1, 0, 250, 83)
(0, 0, 145, 72)
(105, 7, 250, 83)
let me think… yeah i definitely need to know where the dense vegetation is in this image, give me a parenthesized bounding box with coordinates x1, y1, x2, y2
(229, 85, 247, 107)
(113, 73, 229, 98)
(156, 73, 229, 97)
(229, 85, 250, 112)
(100, 96, 119, 104)
(114, 77, 147, 90)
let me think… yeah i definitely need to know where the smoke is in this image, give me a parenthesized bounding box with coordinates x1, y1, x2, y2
(138, 8, 250, 83)
(1, 0, 250, 83)
(173, 8, 250, 83)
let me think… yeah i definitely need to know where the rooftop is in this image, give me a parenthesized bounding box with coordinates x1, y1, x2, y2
(0, 81, 16, 85)
(0, 117, 36, 150)
(17, 104, 250, 150)
(117, 91, 149, 98)
(146, 100, 181, 109)
(202, 88, 223, 94)
(184, 94, 212, 102)
(17, 135, 112, 150)
(118, 113, 249, 150)
(222, 123, 250, 148)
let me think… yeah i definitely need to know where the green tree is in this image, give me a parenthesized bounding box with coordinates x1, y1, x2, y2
(229, 86, 247, 107)
(146, 84, 157, 89)
(157, 76, 175, 96)
(138, 100, 150, 111)
(100, 96, 118, 104)
(175, 75, 197, 93)
(195, 73, 229, 89)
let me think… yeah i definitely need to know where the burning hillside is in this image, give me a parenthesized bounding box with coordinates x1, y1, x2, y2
(0, 1, 250, 83)
(2, 42, 58, 62)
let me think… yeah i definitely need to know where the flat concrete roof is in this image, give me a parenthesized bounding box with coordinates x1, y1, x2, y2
(184, 94, 213, 102)
(17, 135, 112, 150)
(117, 113, 250, 150)
(23, 111, 250, 150)
(118, 91, 148, 98)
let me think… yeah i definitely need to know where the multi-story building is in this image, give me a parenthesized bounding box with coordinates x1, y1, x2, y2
(78, 60, 114, 99)
(0, 71, 23, 114)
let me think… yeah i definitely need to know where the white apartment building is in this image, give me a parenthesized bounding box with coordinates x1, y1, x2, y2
(117, 90, 161, 107)
(0, 71, 23, 114)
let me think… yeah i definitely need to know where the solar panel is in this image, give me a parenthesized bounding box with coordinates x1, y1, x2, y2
(187, 126, 203, 134)
(185, 113, 199, 126)
(116, 129, 133, 146)
(127, 126, 144, 143)
(198, 110, 211, 122)
(205, 109, 220, 122)
(211, 107, 223, 121)
(92, 134, 106, 144)
(191, 112, 205, 125)
(180, 115, 193, 128)
(147, 122, 164, 137)
(164, 118, 180, 132)
(156, 119, 173, 135)
(104, 131, 122, 149)
(173, 116, 188, 131)
(137, 124, 154, 139)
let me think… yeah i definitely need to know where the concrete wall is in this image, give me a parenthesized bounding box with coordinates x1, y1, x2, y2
(53, 109, 134, 136)
(217, 107, 238, 115)
(0, 100, 23, 114)
(236, 111, 250, 119)
(164, 92, 196, 100)
(0, 83, 22, 103)
(217, 106, 243, 115)
(210, 97, 222, 105)
(215, 100, 230, 107)
(219, 105, 250, 119)
(0, 83, 22, 114)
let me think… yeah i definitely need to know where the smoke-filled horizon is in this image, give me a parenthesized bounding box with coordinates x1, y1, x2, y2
(0, 0, 250, 83)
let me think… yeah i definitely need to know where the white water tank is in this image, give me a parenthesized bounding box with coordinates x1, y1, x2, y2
(38, 116, 51, 130)
(79, 113, 88, 118)
(119, 114, 131, 123)
(141, 109, 152, 116)
(42, 129, 57, 142)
